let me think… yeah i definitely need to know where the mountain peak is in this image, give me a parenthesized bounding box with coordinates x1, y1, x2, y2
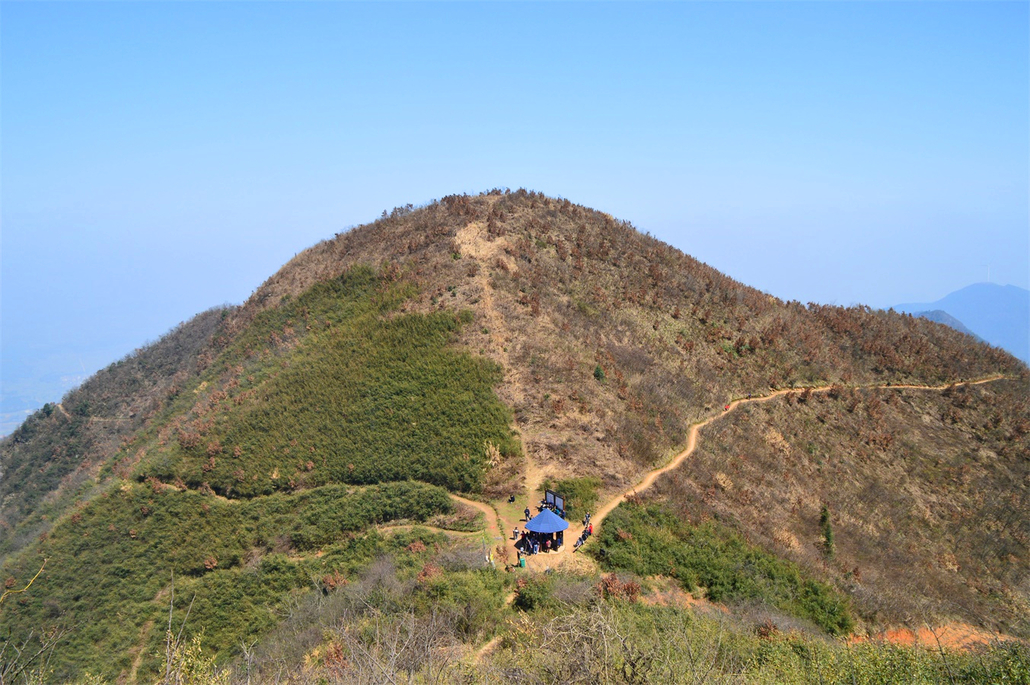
(895, 282, 1029, 363)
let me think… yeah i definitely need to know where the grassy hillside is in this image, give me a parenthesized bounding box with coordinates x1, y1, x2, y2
(1, 190, 1026, 682)
(483, 594, 1028, 685)
(134, 265, 519, 496)
(0, 308, 228, 562)
(594, 501, 854, 635)
(1, 264, 518, 681)
(646, 379, 1030, 638)
(0, 480, 462, 682)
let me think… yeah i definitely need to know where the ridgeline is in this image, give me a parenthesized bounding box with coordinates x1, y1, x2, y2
(2, 190, 1026, 683)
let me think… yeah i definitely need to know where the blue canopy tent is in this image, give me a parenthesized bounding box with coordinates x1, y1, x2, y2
(524, 508, 569, 534)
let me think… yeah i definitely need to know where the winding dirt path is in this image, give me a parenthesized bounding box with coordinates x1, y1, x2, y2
(497, 374, 1012, 575)
(472, 374, 1014, 660)
(374, 523, 485, 537)
(451, 494, 504, 548)
(589, 375, 1009, 532)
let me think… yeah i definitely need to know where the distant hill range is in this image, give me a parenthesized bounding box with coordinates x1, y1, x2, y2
(910, 310, 983, 341)
(894, 283, 1029, 363)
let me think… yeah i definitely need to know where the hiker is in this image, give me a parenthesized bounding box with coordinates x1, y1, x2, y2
(508, 494, 516, 504)
(524, 507, 531, 521)
(544, 538, 551, 553)
(587, 523, 593, 537)
(512, 527, 519, 540)
(584, 512, 591, 525)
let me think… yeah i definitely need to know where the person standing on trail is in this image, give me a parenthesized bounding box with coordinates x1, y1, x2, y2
(524, 507, 531, 521)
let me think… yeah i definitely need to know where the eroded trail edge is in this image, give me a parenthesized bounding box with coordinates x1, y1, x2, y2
(590, 375, 1010, 531)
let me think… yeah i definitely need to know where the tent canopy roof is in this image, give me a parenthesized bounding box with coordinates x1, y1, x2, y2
(524, 508, 569, 533)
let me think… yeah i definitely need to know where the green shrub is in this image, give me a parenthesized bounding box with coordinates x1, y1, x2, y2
(820, 504, 835, 559)
(513, 576, 555, 612)
(138, 265, 519, 496)
(594, 502, 854, 636)
(0, 480, 456, 682)
(540, 476, 601, 516)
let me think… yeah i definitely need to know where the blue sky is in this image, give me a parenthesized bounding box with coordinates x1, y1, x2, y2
(2, 2, 1028, 426)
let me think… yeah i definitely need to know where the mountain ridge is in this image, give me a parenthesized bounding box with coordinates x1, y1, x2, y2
(1, 190, 1026, 682)
(895, 282, 1029, 363)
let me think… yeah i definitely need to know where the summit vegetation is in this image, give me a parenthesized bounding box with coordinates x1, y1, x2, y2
(1, 190, 1026, 683)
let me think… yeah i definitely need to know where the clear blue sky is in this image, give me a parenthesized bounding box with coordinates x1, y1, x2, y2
(2, 2, 1028, 426)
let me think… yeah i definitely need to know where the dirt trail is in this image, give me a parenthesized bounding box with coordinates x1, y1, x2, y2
(454, 221, 513, 366)
(451, 494, 504, 548)
(126, 618, 154, 684)
(589, 375, 1009, 532)
(454, 221, 546, 557)
(374, 523, 484, 537)
(499, 375, 1011, 575)
(475, 634, 504, 661)
(521, 454, 549, 502)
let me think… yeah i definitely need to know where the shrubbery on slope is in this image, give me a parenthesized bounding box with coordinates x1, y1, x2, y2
(136, 265, 520, 495)
(0, 480, 458, 681)
(595, 501, 854, 635)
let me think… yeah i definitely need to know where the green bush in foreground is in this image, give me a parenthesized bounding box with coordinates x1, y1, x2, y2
(0, 480, 456, 682)
(594, 501, 854, 636)
(492, 600, 1029, 684)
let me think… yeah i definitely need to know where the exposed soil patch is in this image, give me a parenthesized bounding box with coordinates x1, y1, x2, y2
(853, 623, 1025, 651)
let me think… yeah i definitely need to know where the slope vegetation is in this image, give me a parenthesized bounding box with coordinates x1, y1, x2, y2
(232, 191, 1022, 502)
(0, 307, 228, 562)
(0, 190, 1025, 682)
(136, 265, 519, 496)
(642, 378, 1029, 637)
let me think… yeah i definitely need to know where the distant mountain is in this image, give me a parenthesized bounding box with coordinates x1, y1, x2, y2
(894, 283, 1029, 363)
(909, 309, 982, 342)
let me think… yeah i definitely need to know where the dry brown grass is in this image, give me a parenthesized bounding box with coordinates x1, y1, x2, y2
(650, 379, 1029, 638)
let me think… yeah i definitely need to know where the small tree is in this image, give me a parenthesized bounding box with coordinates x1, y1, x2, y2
(593, 365, 606, 382)
(820, 505, 835, 559)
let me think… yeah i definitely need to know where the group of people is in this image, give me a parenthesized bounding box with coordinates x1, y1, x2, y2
(513, 528, 563, 555)
(573, 520, 594, 549)
(510, 491, 604, 564)
(524, 501, 566, 520)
